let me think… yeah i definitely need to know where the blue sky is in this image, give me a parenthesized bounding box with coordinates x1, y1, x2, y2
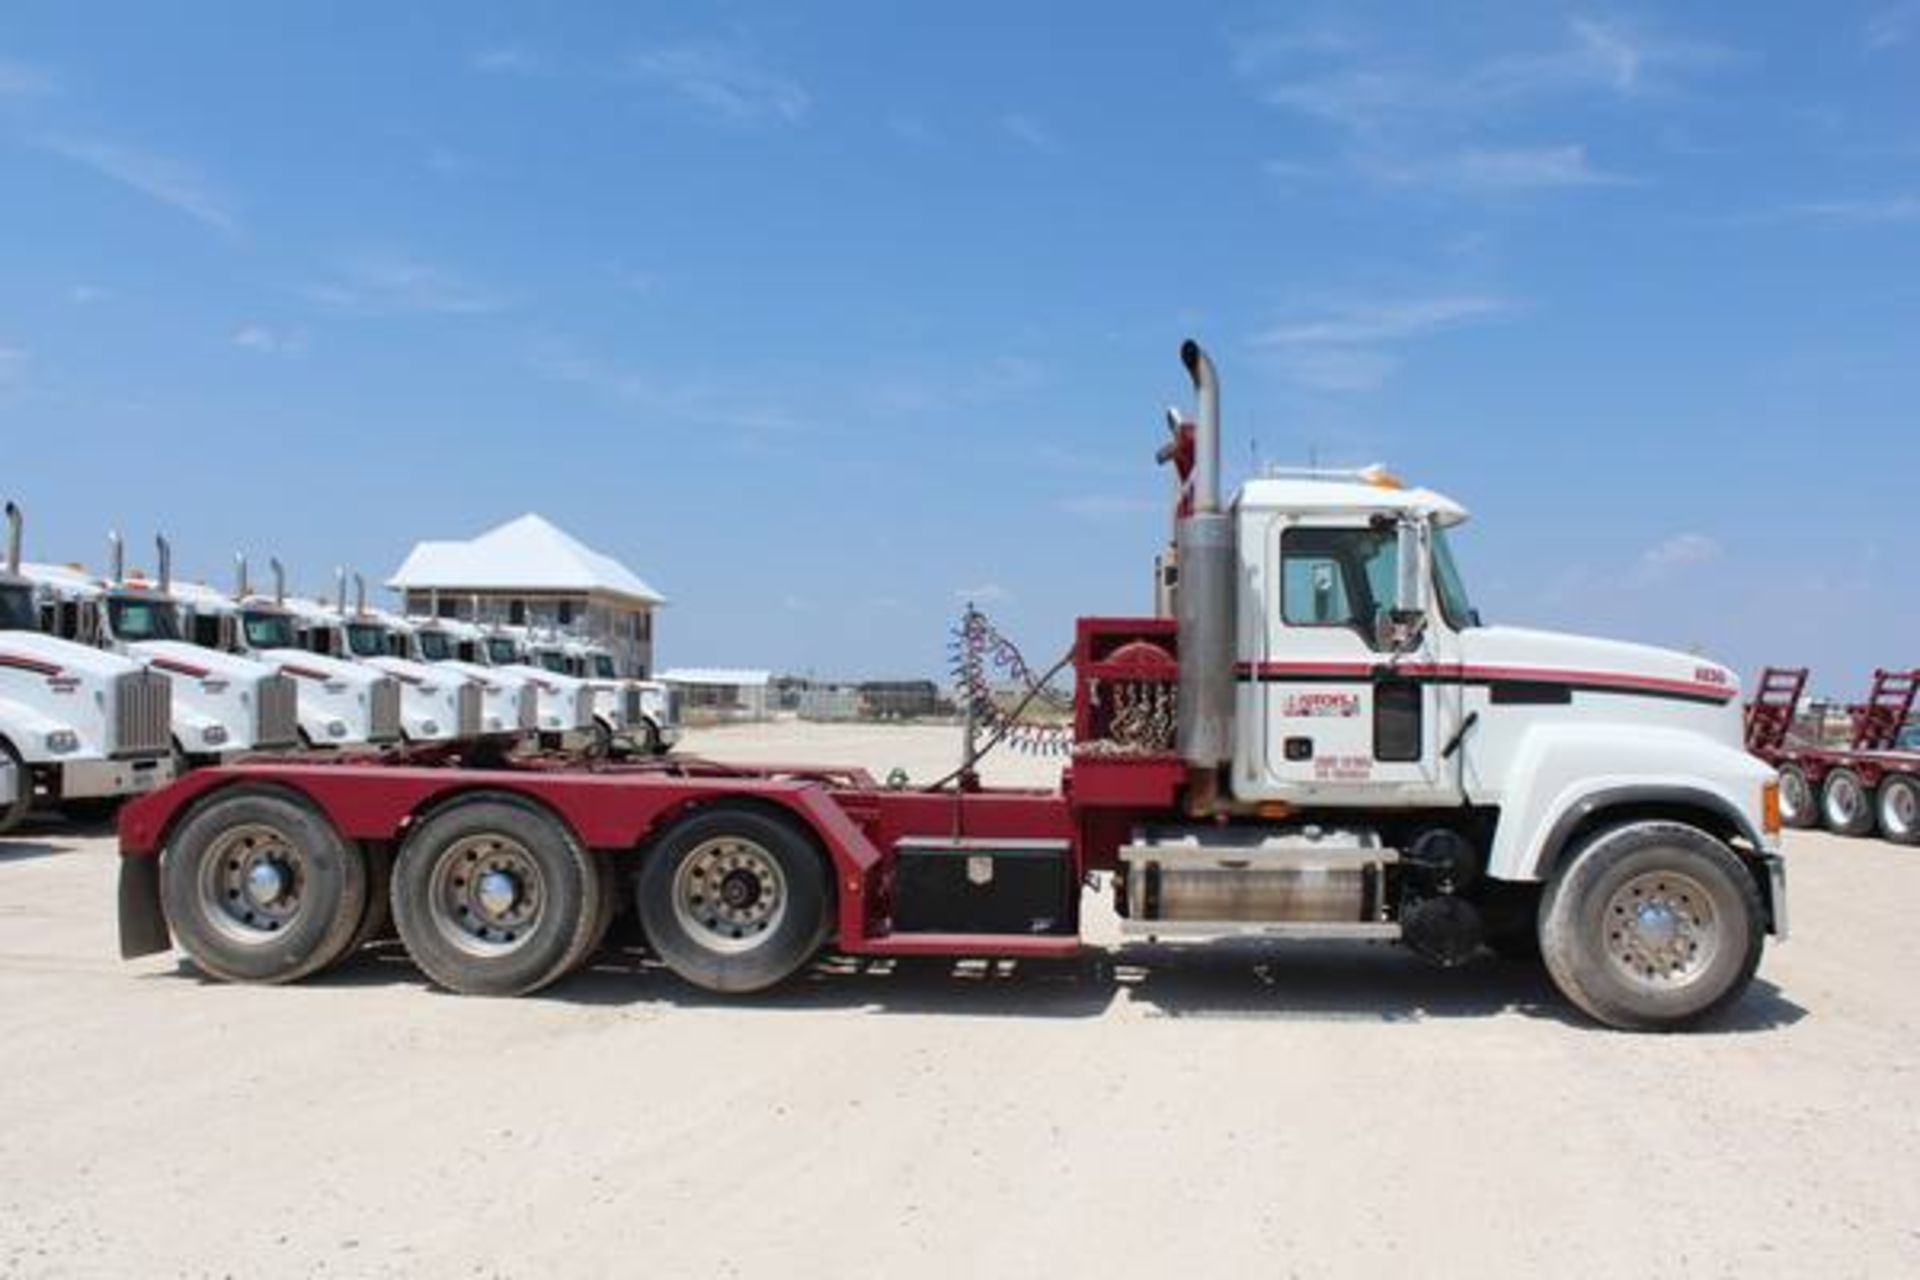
(1, 3, 1915, 692)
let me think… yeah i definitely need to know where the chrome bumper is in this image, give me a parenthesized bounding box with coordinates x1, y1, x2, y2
(58, 755, 177, 801)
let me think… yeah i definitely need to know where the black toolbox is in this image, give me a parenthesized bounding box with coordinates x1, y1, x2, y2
(891, 838, 1076, 935)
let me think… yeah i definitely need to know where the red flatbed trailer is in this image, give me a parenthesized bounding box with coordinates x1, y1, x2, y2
(1746, 666, 1920, 843)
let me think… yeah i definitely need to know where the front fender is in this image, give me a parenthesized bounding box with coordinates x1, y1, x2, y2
(1488, 723, 1777, 881)
(0, 695, 77, 764)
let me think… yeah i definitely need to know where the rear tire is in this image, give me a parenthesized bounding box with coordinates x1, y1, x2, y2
(637, 806, 829, 993)
(1540, 820, 1764, 1031)
(391, 798, 598, 997)
(1775, 765, 1817, 829)
(340, 841, 394, 958)
(160, 788, 367, 984)
(1821, 767, 1876, 837)
(1877, 775, 1920, 847)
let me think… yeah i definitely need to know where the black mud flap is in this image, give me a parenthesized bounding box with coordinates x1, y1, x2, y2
(118, 856, 171, 959)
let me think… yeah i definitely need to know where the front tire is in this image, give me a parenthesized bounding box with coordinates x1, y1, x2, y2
(1540, 820, 1764, 1031)
(390, 798, 599, 997)
(637, 807, 829, 994)
(1775, 765, 1817, 829)
(1877, 775, 1920, 847)
(160, 788, 368, 984)
(1821, 768, 1876, 837)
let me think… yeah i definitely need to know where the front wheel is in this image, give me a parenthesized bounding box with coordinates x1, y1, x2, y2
(1540, 820, 1764, 1031)
(637, 807, 829, 993)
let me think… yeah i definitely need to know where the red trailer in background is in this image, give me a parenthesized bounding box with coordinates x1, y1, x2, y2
(1746, 666, 1920, 844)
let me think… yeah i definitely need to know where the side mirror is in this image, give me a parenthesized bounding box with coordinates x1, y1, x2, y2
(1384, 516, 1432, 653)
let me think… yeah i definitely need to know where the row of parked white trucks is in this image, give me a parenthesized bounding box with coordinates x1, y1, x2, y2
(0, 504, 680, 833)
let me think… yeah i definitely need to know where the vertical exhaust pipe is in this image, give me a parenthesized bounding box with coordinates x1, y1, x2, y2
(109, 531, 125, 585)
(155, 535, 172, 596)
(3, 502, 21, 576)
(428, 587, 440, 619)
(1174, 340, 1235, 793)
(234, 553, 249, 599)
(270, 558, 285, 607)
(354, 573, 366, 616)
(335, 566, 347, 613)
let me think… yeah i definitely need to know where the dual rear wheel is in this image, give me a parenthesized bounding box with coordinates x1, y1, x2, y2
(1783, 763, 1920, 845)
(159, 790, 830, 996)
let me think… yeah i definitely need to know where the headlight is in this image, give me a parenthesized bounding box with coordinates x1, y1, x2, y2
(201, 725, 230, 747)
(326, 720, 348, 739)
(421, 720, 440, 736)
(46, 730, 80, 754)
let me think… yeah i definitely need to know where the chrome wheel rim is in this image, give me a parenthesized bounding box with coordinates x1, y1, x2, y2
(1883, 783, 1917, 840)
(1604, 870, 1720, 990)
(430, 834, 545, 957)
(1777, 770, 1811, 825)
(200, 822, 306, 944)
(1825, 775, 1865, 828)
(671, 836, 787, 954)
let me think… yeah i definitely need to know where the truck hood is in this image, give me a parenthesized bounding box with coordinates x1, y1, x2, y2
(1456, 625, 1738, 704)
(0, 632, 139, 679)
(130, 640, 278, 683)
(257, 649, 387, 688)
(363, 656, 465, 688)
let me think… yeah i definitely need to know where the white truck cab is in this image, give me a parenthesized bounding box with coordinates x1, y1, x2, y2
(21, 536, 298, 767)
(534, 635, 680, 755)
(411, 617, 594, 747)
(172, 559, 402, 750)
(387, 614, 539, 740)
(0, 505, 175, 830)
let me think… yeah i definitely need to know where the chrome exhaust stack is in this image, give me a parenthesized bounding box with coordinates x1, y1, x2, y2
(3, 502, 20, 576)
(109, 530, 125, 585)
(155, 535, 172, 596)
(269, 558, 286, 607)
(1175, 340, 1235, 797)
(335, 566, 347, 613)
(354, 573, 367, 616)
(234, 553, 249, 599)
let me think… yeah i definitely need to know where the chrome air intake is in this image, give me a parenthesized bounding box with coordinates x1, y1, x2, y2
(1175, 340, 1235, 773)
(112, 669, 172, 758)
(368, 677, 403, 743)
(456, 682, 483, 738)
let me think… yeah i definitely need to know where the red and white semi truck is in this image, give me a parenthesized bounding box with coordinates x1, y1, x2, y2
(114, 342, 1786, 1030)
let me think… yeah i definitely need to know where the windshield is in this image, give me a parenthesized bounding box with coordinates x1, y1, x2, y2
(1432, 527, 1480, 629)
(487, 637, 520, 665)
(242, 609, 296, 650)
(417, 630, 451, 661)
(346, 623, 389, 658)
(108, 595, 182, 642)
(0, 584, 37, 632)
(537, 651, 569, 674)
(591, 655, 617, 680)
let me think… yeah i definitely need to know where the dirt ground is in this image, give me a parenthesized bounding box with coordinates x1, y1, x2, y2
(1, 721, 1915, 1278)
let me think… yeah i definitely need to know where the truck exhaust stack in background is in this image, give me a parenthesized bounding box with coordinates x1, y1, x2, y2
(4, 502, 20, 576)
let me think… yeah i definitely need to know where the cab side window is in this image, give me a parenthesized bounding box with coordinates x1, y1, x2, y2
(1279, 526, 1397, 646)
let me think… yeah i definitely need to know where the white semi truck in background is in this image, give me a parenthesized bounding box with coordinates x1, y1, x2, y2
(0, 504, 174, 831)
(527, 634, 680, 755)
(172, 558, 402, 750)
(336, 594, 539, 742)
(407, 613, 596, 747)
(22, 533, 299, 767)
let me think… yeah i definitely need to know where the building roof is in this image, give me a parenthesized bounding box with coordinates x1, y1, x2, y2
(659, 667, 771, 687)
(386, 513, 665, 605)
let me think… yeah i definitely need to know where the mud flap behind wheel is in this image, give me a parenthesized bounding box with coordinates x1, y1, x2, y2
(118, 856, 171, 959)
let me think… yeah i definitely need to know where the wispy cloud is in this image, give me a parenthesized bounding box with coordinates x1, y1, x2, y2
(1865, 2, 1920, 50)
(1252, 295, 1513, 393)
(627, 42, 809, 124)
(470, 46, 545, 76)
(526, 335, 812, 438)
(230, 324, 305, 355)
(1364, 143, 1628, 192)
(37, 135, 238, 234)
(1790, 194, 1920, 225)
(0, 56, 56, 95)
(1630, 532, 1721, 587)
(306, 254, 504, 315)
(1001, 112, 1056, 151)
(954, 582, 1012, 604)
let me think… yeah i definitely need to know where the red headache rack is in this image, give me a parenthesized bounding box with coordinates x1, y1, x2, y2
(1745, 666, 1807, 756)
(1849, 668, 1919, 753)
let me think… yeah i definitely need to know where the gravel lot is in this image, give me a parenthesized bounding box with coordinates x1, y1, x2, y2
(2, 722, 1915, 1278)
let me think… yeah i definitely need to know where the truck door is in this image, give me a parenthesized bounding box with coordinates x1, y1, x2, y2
(1242, 515, 1461, 806)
